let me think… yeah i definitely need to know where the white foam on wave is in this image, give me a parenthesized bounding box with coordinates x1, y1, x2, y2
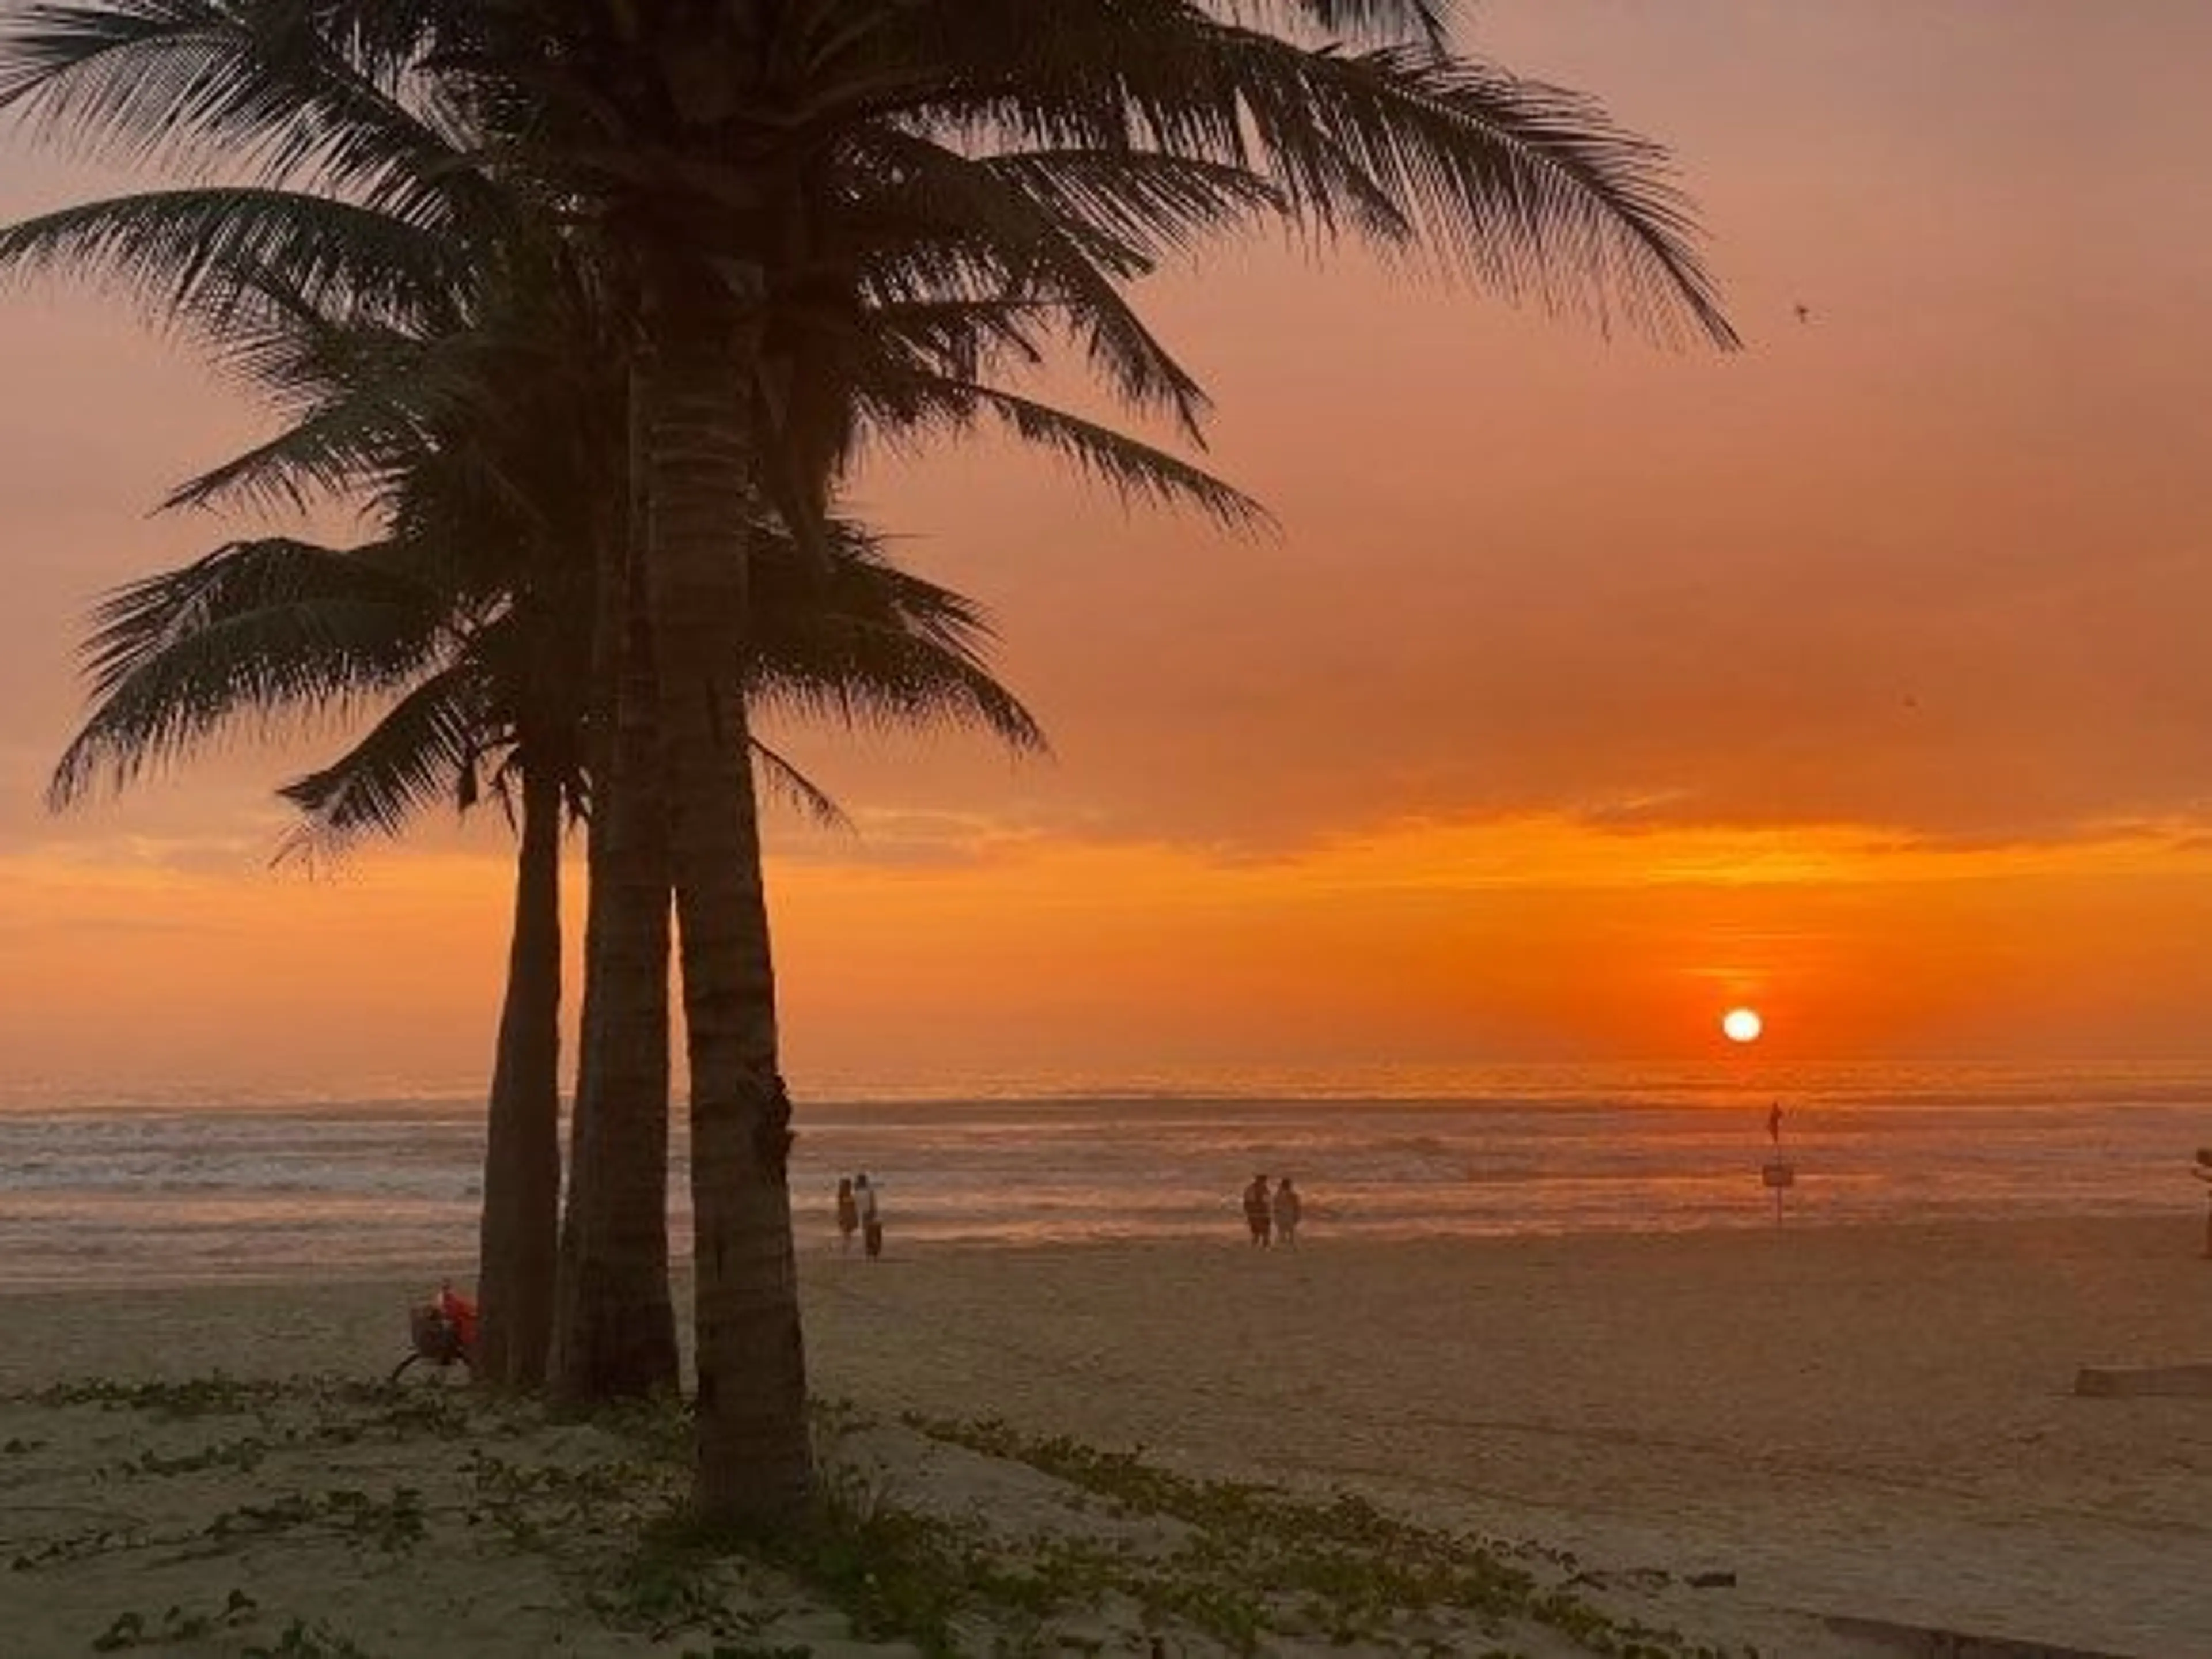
(2, 1064, 2207, 1289)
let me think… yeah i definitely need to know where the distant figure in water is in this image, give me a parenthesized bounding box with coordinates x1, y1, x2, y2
(857, 1172, 883, 1259)
(1767, 1102, 1783, 1146)
(1272, 1176, 1302, 1247)
(2193, 1149, 2212, 1258)
(1243, 1173, 1272, 1247)
(835, 1176, 859, 1253)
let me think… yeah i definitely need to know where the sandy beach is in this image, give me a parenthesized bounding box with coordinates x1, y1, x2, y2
(796, 1215, 2212, 1653)
(3, 1214, 2208, 1656)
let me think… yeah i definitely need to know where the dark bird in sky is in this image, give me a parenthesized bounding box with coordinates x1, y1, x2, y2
(1794, 302, 1813, 324)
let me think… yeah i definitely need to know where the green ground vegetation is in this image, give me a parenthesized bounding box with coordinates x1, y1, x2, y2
(0, 1374, 1758, 1658)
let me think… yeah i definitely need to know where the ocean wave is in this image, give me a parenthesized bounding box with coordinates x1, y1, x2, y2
(3, 1077, 2209, 1289)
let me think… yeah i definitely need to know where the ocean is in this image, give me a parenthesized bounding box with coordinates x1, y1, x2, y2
(2, 1062, 2209, 1290)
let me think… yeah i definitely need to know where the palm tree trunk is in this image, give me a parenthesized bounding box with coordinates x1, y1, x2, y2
(474, 756, 564, 1387)
(642, 290, 812, 1525)
(552, 396, 680, 1402)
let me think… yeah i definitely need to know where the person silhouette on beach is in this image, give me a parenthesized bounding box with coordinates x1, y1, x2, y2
(1767, 1101, 1783, 1146)
(1272, 1176, 1302, 1247)
(2193, 1149, 2212, 1258)
(1243, 1173, 1272, 1247)
(856, 1172, 883, 1259)
(835, 1176, 859, 1253)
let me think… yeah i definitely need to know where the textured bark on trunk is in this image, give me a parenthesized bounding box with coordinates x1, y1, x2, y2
(474, 758, 564, 1387)
(552, 388, 680, 1402)
(642, 297, 812, 1525)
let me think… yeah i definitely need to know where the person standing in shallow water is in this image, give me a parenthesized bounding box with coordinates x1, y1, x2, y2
(857, 1172, 884, 1259)
(1272, 1176, 1302, 1247)
(835, 1176, 859, 1253)
(1243, 1173, 1272, 1247)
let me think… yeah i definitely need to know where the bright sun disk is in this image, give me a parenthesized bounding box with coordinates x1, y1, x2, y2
(1722, 1007, 1763, 1044)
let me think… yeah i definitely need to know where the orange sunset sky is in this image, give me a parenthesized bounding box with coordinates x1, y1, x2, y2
(5, 2, 2212, 1096)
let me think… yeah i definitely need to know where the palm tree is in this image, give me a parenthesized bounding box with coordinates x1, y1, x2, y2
(50, 408, 1047, 1395)
(3, 195, 1245, 1406)
(0, 0, 1264, 1407)
(421, 0, 1734, 1523)
(0, 12, 1222, 1396)
(3, 0, 1734, 1523)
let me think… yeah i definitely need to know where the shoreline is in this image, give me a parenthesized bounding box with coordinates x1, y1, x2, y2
(3, 1204, 2206, 1298)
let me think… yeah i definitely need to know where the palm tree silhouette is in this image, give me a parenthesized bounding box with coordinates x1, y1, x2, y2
(46, 282, 1046, 1389)
(3, 0, 1733, 1521)
(0, 8, 1255, 1403)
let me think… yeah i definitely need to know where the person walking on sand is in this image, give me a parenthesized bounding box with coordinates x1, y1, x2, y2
(2193, 1148, 2212, 1258)
(835, 1175, 859, 1254)
(1272, 1176, 1302, 1248)
(856, 1172, 884, 1259)
(1243, 1173, 1272, 1247)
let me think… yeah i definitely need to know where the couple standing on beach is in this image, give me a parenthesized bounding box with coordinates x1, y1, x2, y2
(835, 1173, 884, 1258)
(1243, 1174, 1302, 1247)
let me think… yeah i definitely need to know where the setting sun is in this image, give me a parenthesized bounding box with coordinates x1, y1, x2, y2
(1721, 1007, 1764, 1044)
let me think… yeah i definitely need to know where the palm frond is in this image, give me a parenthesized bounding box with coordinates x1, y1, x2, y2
(841, 0, 1733, 347)
(866, 377, 1271, 533)
(274, 658, 490, 854)
(843, 127, 1216, 437)
(175, 290, 604, 524)
(750, 737, 854, 833)
(51, 535, 450, 808)
(1245, 1, 1453, 49)
(980, 148, 1283, 264)
(751, 527, 1050, 756)
(167, 369, 430, 514)
(751, 624, 1047, 756)
(0, 0, 483, 219)
(859, 296, 1052, 384)
(165, 311, 465, 511)
(0, 188, 471, 342)
(1223, 40, 1738, 345)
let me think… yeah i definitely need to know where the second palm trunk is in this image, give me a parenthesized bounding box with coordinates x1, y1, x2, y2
(642, 297, 812, 1525)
